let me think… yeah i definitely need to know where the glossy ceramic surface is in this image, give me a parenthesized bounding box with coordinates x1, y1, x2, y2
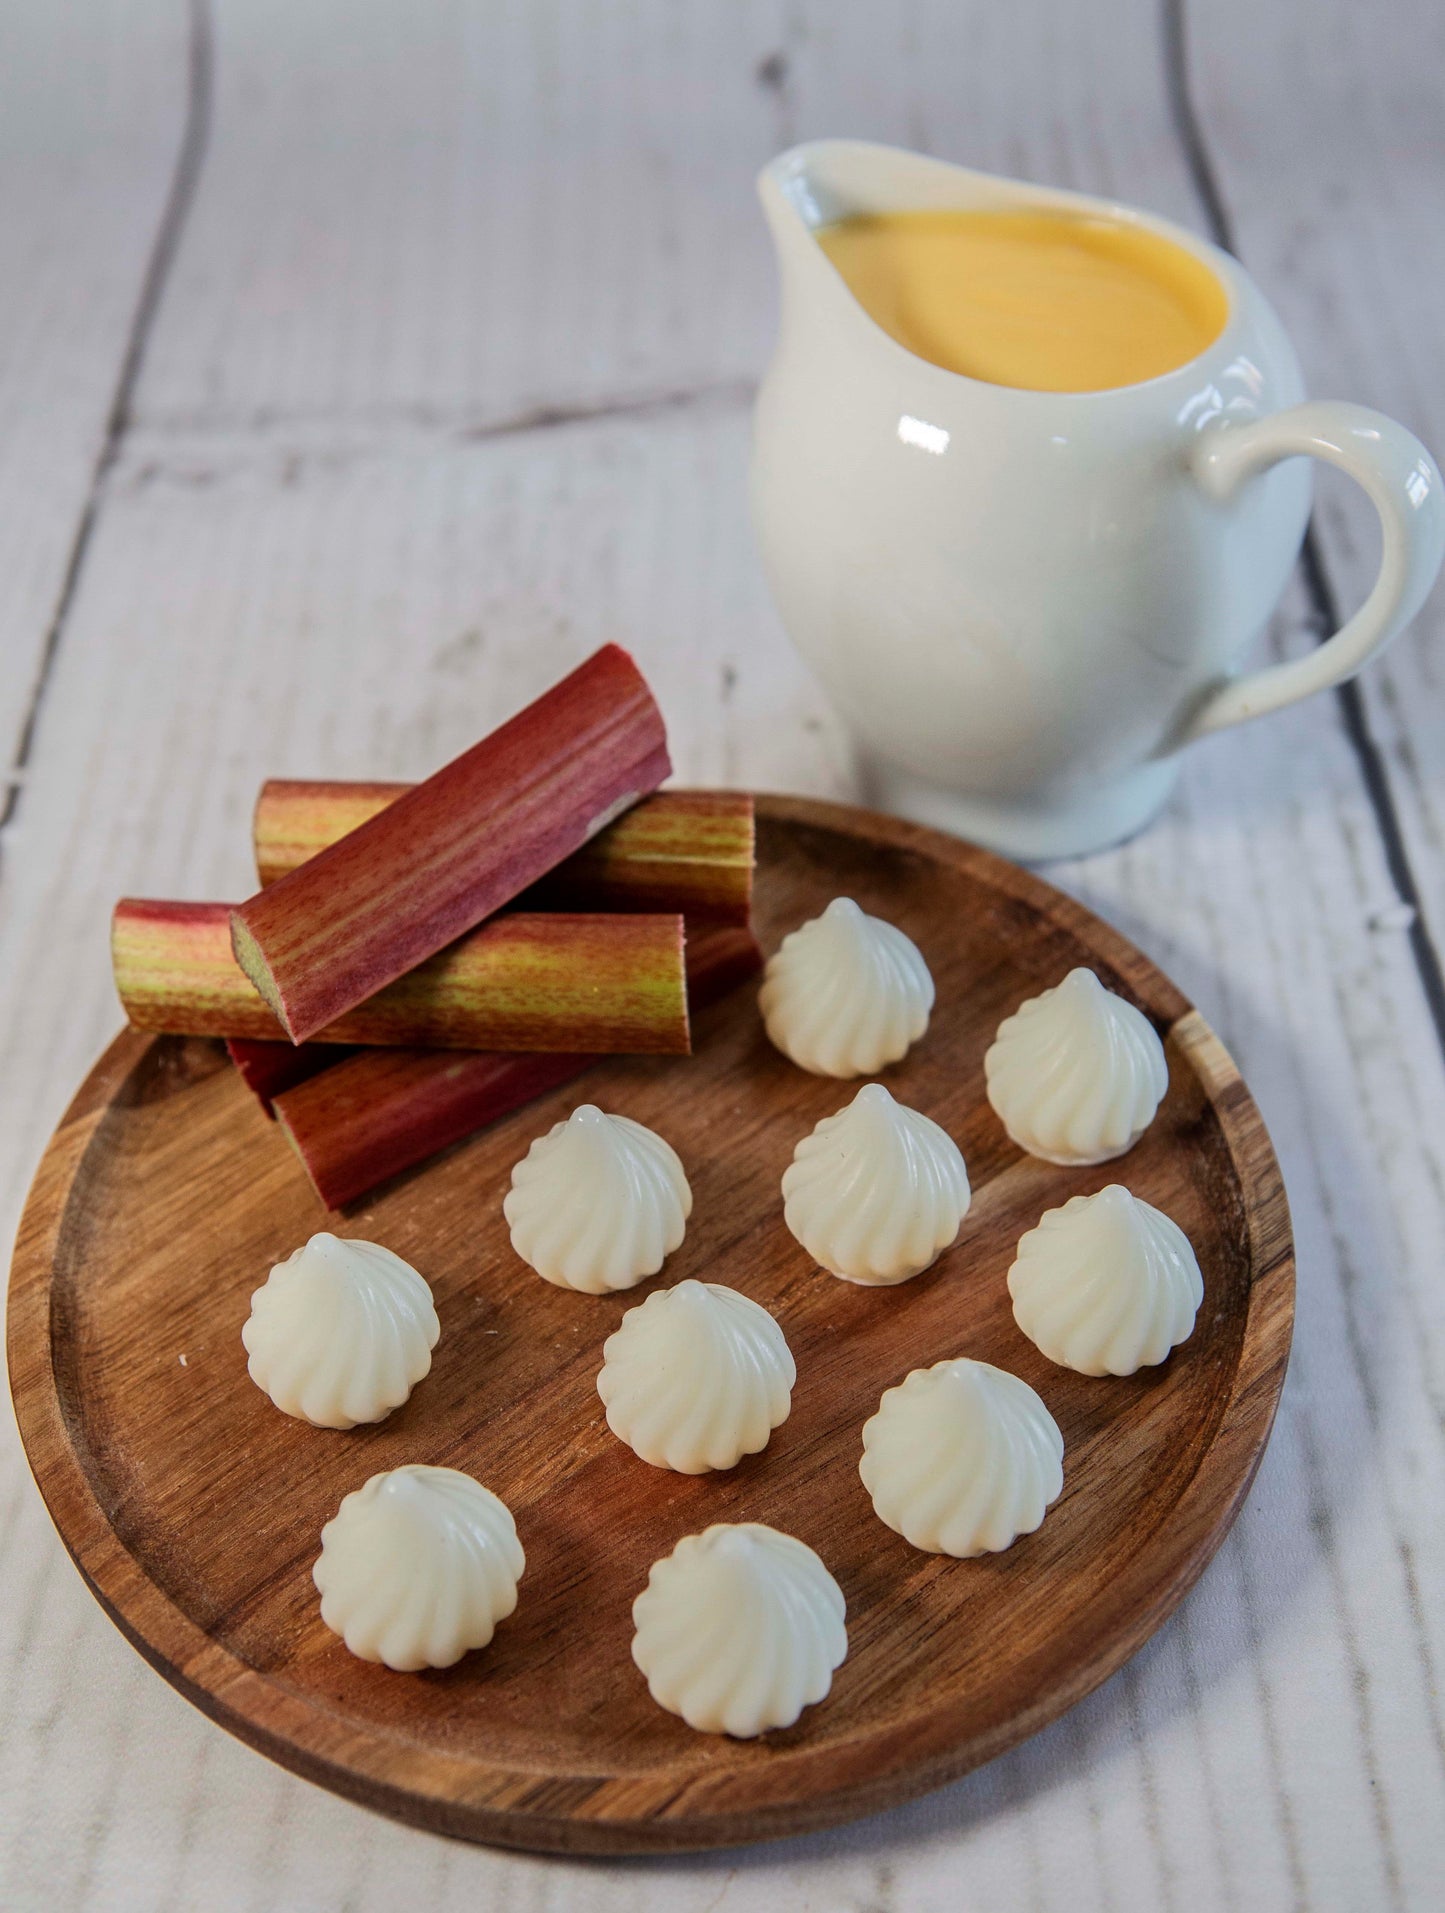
(752, 141, 1444, 856)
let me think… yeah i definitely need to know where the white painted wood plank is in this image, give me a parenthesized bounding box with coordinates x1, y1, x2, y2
(1, 1, 1442, 1908)
(135, 0, 779, 431)
(0, 0, 189, 771)
(1188, 0, 1445, 957)
(139, 0, 1215, 437)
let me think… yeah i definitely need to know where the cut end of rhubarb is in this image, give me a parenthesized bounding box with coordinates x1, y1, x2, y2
(229, 911, 294, 1040)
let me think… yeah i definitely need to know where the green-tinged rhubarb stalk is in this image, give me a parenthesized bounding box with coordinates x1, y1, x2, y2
(270, 926, 762, 1207)
(254, 783, 754, 924)
(230, 644, 672, 1041)
(115, 900, 689, 1054)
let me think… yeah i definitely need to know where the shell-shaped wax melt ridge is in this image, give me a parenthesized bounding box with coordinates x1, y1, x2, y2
(597, 1279, 795, 1473)
(781, 1082, 970, 1285)
(984, 966, 1168, 1166)
(631, 1522, 847, 1736)
(860, 1358, 1064, 1557)
(503, 1104, 692, 1293)
(312, 1464, 525, 1671)
(241, 1231, 439, 1429)
(759, 895, 934, 1077)
(1009, 1185, 1204, 1376)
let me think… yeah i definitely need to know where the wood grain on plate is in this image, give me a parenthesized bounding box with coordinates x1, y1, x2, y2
(6, 798, 1293, 1854)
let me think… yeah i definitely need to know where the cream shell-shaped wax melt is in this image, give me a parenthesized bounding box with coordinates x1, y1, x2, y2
(313, 1465, 524, 1671)
(759, 896, 934, 1076)
(242, 1232, 439, 1429)
(503, 1104, 692, 1293)
(781, 1082, 970, 1284)
(1009, 1185, 1204, 1376)
(597, 1279, 794, 1472)
(860, 1358, 1064, 1557)
(631, 1523, 847, 1736)
(984, 966, 1168, 1165)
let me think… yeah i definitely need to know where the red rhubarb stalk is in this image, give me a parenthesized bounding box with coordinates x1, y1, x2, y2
(115, 900, 689, 1054)
(227, 1037, 350, 1113)
(254, 783, 754, 925)
(275, 1050, 593, 1210)
(271, 925, 762, 1207)
(230, 644, 671, 1041)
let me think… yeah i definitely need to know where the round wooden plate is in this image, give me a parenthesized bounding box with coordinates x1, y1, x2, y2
(7, 797, 1292, 1855)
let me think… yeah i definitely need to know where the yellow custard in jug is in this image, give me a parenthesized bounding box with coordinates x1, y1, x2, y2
(817, 208, 1228, 393)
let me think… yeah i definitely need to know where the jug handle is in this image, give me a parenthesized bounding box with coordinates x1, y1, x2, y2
(1177, 401, 1444, 743)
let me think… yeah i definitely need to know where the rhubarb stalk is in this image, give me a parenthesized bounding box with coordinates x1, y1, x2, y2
(271, 925, 762, 1208)
(230, 644, 671, 1041)
(115, 900, 689, 1054)
(254, 783, 754, 924)
(275, 1050, 593, 1210)
(227, 1037, 350, 1111)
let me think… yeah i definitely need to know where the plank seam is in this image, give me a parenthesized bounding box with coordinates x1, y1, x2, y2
(0, 0, 214, 842)
(104, 378, 757, 457)
(1161, 0, 1445, 1072)
(456, 377, 757, 444)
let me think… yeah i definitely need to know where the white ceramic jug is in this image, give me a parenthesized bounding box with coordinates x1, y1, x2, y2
(751, 141, 1444, 858)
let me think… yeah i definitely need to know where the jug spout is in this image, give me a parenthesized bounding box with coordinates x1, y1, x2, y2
(757, 139, 1068, 253)
(755, 145, 852, 334)
(757, 140, 1113, 363)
